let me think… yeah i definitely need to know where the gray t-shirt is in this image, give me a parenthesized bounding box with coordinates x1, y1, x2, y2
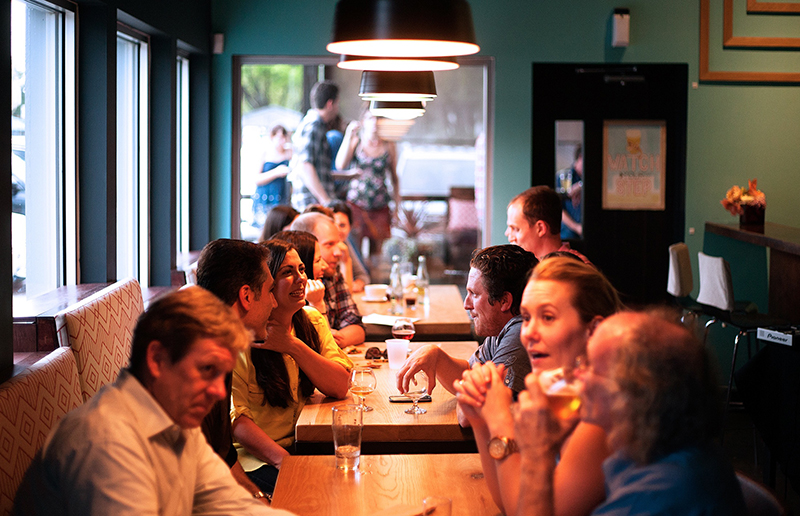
(468, 314, 531, 393)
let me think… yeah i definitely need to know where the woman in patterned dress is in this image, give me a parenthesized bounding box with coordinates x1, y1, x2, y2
(335, 110, 400, 258)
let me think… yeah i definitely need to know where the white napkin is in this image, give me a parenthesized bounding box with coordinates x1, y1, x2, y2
(362, 314, 420, 326)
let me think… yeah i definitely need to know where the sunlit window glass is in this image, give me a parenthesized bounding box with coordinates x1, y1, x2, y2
(116, 29, 149, 285)
(176, 54, 190, 255)
(11, 0, 75, 303)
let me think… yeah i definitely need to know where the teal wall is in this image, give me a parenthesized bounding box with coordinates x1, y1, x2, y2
(210, 0, 799, 375)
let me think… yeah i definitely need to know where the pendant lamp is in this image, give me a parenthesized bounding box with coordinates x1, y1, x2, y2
(369, 100, 426, 120)
(327, 0, 479, 61)
(358, 71, 436, 102)
(338, 55, 459, 72)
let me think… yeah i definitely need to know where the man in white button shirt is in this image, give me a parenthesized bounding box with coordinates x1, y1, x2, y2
(14, 287, 294, 516)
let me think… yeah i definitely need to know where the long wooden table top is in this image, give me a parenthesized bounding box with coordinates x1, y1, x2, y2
(355, 284, 473, 340)
(706, 221, 800, 321)
(295, 341, 478, 447)
(705, 222, 800, 256)
(272, 453, 500, 516)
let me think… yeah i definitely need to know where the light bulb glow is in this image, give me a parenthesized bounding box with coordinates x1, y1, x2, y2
(327, 40, 479, 58)
(359, 92, 437, 102)
(337, 57, 459, 72)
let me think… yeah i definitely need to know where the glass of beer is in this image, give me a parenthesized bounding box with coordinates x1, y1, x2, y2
(538, 367, 582, 420)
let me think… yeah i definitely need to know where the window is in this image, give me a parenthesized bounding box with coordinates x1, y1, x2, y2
(176, 54, 190, 254)
(11, 0, 76, 303)
(116, 27, 149, 285)
(232, 57, 493, 281)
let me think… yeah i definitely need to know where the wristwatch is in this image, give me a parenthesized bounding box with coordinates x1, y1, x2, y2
(488, 436, 519, 461)
(253, 490, 272, 503)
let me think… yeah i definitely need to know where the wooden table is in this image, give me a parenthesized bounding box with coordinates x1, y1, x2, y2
(355, 284, 473, 341)
(272, 454, 500, 516)
(295, 341, 478, 454)
(706, 222, 800, 322)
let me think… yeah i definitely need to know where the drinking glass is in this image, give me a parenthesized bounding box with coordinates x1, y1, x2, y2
(404, 371, 429, 415)
(331, 404, 363, 471)
(422, 496, 452, 516)
(349, 366, 377, 412)
(538, 367, 583, 420)
(391, 317, 416, 340)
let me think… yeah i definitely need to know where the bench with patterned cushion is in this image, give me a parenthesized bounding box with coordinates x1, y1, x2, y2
(0, 347, 82, 515)
(54, 277, 144, 401)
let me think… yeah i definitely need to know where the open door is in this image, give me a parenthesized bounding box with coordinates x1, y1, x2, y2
(532, 63, 688, 305)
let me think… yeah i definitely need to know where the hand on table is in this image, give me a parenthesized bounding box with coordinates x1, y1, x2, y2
(352, 279, 365, 293)
(396, 344, 440, 394)
(331, 329, 346, 348)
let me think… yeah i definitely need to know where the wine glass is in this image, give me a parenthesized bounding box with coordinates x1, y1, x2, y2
(392, 317, 416, 341)
(404, 371, 429, 415)
(349, 366, 377, 412)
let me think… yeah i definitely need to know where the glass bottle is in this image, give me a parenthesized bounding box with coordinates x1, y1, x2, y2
(389, 255, 405, 315)
(416, 255, 430, 306)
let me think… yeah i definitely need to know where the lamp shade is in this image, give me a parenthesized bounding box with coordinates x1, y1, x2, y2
(369, 100, 426, 120)
(338, 55, 459, 72)
(327, 0, 479, 58)
(358, 71, 437, 101)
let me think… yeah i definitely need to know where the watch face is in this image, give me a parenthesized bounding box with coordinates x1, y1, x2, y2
(488, 437, 506, 459)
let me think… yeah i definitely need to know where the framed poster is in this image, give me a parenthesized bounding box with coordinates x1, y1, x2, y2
(602, 120, 666, 211)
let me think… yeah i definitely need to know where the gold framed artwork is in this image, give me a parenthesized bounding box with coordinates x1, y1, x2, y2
(724, 0, 800, 48)
(747, 0, 800, 13)
(602, 121, 666, 211)
(700, 0, 800, 82)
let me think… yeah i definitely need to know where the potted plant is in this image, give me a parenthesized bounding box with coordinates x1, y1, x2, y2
(721, 179, 766, 230)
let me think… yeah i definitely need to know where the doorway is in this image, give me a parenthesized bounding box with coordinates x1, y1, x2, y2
(231, 56, 494, 282)
(532, 63, 688, 305)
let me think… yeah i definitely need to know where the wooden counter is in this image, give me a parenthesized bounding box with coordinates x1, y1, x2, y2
(272, 453, 499, 516)
(355, 284, 473, 341)
(705, 222, 800, 322)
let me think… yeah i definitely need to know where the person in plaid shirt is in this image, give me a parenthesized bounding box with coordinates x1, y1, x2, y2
(290, 81, 340, 211)
(292, 212, 366, 348)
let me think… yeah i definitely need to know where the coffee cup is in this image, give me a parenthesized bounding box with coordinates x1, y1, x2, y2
(364, 284, 388, 300)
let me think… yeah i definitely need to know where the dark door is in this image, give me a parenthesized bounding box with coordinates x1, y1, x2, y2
(532, 63, 687, 306)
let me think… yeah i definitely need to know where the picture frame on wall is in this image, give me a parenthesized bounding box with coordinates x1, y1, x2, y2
(602, 120, 667, 211)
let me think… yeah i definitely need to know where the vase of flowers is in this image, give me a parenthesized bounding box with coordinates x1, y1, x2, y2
(721, 179, 766, 231)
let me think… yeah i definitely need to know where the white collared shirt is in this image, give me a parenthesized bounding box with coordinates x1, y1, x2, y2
(14, 369, 293, 516)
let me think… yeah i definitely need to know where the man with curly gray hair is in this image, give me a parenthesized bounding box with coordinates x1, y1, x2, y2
(513, 309, 746, 516)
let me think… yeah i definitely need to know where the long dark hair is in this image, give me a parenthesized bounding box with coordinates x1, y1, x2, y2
(252, 239, 322, 408)
(259, 205, 299, 243)
(271, 230, 318, 280)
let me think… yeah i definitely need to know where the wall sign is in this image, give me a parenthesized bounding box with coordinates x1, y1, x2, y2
(602, 120, 666, 211)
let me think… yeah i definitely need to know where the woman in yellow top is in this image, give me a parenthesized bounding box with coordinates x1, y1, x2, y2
(231, 239, 353, 495)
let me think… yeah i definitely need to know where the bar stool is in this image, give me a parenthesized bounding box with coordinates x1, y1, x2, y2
(696, 252, 786, 432)
(667, 243, 753, 341)
(667, 243, 711, 330)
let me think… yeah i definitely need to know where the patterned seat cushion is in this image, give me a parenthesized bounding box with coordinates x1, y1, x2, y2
(0, 347, 82, 515)
(55, 278, 144, 402)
